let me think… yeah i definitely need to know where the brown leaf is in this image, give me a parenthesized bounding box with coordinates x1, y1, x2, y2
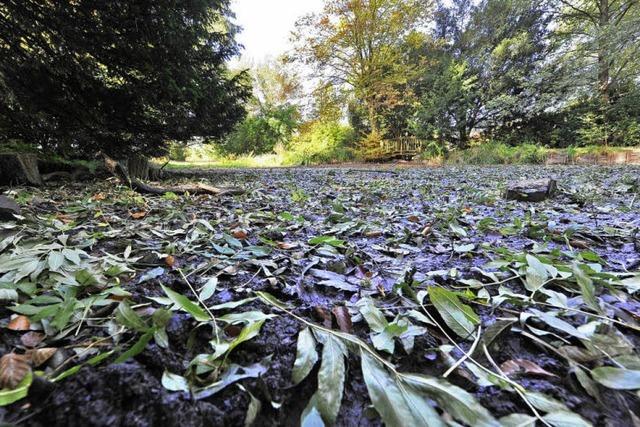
(570, 239, 590, 249)
(407, 215, 420, 223)
(7, 315, 30, 331)
(313, 307, 333, 329)
(55, 213, 74, 224)
(26, 348, 57, 368)
(232, 230, 248, 240)
(0, 353, 31, 389)
(277, 242, 299, 250)
(364, 230, 383, 238)
(225, 325, 242, 338)
(500, 359, 556, 378)
(92, 193, 106, 201)
(331, 306, 353, 333)
(129, 211, 148, 220)
(20, 332, 45, 348)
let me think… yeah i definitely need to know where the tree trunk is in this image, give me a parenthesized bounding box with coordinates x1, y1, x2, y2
(0, 153, 43, 186)
(367, 101, 379, 135)
(127, 155, 150, 180)
(598, 0, 611, 106)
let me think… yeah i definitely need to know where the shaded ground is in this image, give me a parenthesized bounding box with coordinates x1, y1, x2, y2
(1, 165, 639, 426)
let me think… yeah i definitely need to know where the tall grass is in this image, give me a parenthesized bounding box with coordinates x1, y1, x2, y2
(446, 142, 548, 165)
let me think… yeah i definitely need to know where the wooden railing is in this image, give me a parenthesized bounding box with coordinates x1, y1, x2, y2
(366, 136, 425, 160)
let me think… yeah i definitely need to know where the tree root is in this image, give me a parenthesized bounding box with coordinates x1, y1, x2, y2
(99, 152, 244, 196)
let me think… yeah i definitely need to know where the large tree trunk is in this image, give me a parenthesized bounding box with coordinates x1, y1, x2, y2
(127, 155, 150, 180)
(0, 153, 43, 186)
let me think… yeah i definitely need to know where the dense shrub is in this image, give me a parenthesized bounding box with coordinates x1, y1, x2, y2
(222, 105, 299, 155)
(285, 121, 356, 165)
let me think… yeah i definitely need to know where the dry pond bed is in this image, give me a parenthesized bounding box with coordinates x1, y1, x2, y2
(0, 165, 639, 426)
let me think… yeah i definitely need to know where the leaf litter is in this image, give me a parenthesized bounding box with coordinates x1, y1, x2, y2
(0, 165, 639, 426)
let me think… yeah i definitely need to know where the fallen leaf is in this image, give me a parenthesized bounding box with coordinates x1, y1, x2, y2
(55, 213, 74, 224)
(365, 230, 383, 238)
(313, 307, 333, 329)
(500, 359, 556, 378)
(407, 215, 420, 223)
(233, 230, 248, 240)
(20, 332, 45, 348)
(26, 348, 57, 367)
(277, 242, 299, 250)
(332, 306, 353, 333)
(130, 211, 148, 220)
(92, 193, 106, 201)
(7, 316, 30, 331)
(0, 354, 31, 389)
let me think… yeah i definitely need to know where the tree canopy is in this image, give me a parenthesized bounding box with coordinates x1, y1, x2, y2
(0, 0, 250, 158)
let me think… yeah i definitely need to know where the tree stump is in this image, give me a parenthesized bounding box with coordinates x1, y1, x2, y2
(505, 179, 557, 202)
(0, 153, 43, 186)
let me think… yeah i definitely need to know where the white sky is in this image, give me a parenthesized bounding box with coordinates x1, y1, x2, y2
(231, 0, 324, 62)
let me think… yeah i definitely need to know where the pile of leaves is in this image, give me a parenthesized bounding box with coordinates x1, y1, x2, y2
(0, 165, 639, 426)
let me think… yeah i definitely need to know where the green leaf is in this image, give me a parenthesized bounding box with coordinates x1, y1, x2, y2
(429, 286, 479, 340)
(116, 302, 149, 332)
(227, 320, 266, 355)
(199, 277, 218, 301)
(0, 288, 18, 302)
(292, 327, 319, 385)
(524, 391, 569, 412)
(403, 374, 499, 427)
(161, 285, 210, 322)
(530, 309, 589, 340)
(525, 254, 548, 292)
(47, 251, 65, 272)
(162, 371, 190, 392)
(500, 414, 536, 427)
(309, 332, 346, 425)
(301, 406, 325, 427)
(543, 411, 592, 427)
(591, 367, 640, 390)
(115, 330, 153, 364)
(308, 235, 345, 248)
(357, 298, 388, 332)
(0, 370, 32, 406)
(243, 388, 262, 427)
(620, 275, 640, 293)
(194, 360, 269, 400)
(360, 350, 444, 427)
(572, 264, 599, 312)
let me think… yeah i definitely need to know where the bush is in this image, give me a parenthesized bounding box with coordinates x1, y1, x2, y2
(167, 142, 188, 162)
(285, 121, 356, 165)
(447, 141, 547, 165)
(222, 105, 299, 155)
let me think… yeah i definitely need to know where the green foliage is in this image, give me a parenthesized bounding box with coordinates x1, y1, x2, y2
(447, 142, 547, 165)
(0, 0, 250, 158)
(285, 121, 356, 165)
(223, 105, 300, 156)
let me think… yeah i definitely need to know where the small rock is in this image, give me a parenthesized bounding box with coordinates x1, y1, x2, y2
(0, 195, 21, 220)
(505, 179, 557, 202)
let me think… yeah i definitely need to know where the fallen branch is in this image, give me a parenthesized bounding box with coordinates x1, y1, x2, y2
(99, 152, 244, 196)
